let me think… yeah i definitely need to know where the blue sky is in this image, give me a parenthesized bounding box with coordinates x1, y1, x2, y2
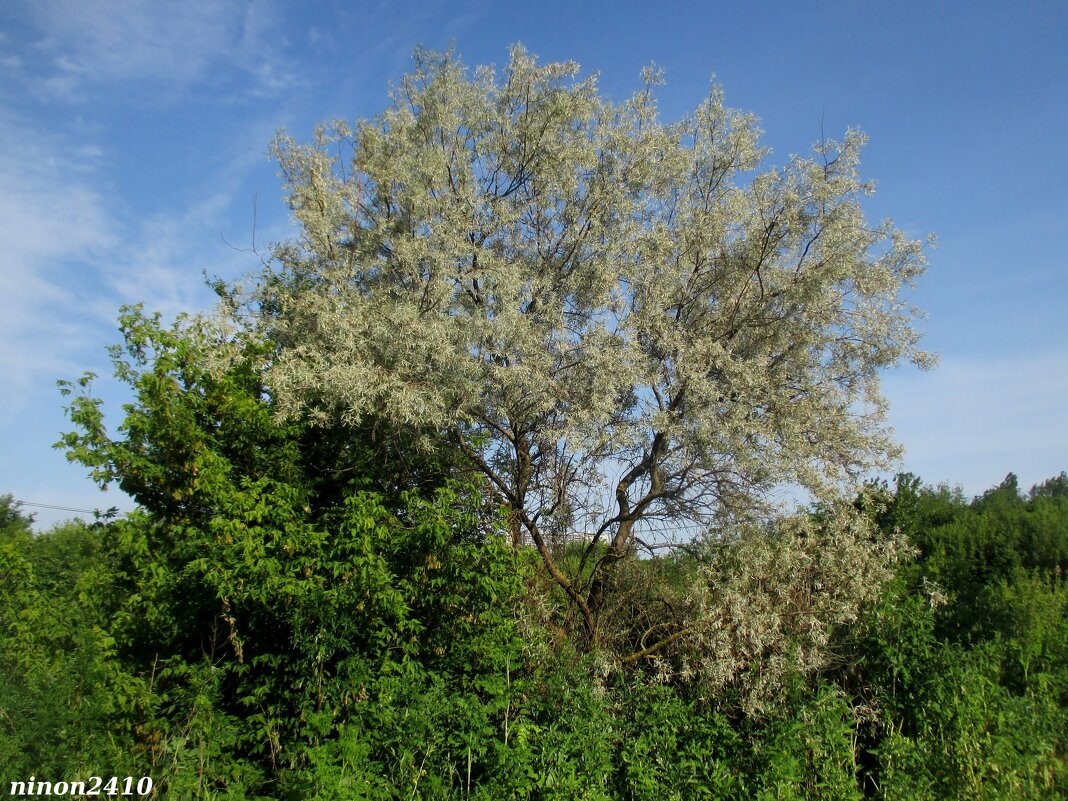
(1, 0, 1065, 529)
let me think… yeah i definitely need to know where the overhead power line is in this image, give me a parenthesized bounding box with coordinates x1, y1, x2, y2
(14, 500, 125, 517)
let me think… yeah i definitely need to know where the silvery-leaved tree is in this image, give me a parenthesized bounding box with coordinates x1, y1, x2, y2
(243, 46, 931, 648)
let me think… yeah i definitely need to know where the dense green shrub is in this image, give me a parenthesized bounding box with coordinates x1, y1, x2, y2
(856, 473, 1068, 799)
(0, 509, 140, 781)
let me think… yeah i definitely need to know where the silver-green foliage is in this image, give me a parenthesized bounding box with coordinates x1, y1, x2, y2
(587, 499, 908, 711)
(680, 505, 908, 714)
(244, 46, 931, 640)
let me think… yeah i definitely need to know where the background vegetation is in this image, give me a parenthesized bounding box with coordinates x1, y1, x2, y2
(1, 308, 1065, 799)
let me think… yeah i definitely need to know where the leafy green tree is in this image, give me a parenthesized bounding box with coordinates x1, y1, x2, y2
(0, 494, 33, 538)
(57, 308, 532, 796)
(1031, 471, 1068, 498)
(228, 46, 932, 653)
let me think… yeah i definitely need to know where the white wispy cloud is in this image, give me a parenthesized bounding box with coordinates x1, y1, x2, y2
(0, 111, 117, 413)
(99, 188, 291, 325)
(0, 107, 286, 423)
(9, 0, 297, 102)
(882, 354, 1068, 495)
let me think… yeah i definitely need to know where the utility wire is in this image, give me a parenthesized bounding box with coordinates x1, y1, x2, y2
(14, 500, 125, 517)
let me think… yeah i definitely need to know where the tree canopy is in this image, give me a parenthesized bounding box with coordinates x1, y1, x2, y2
(237, 46, 932, 644)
